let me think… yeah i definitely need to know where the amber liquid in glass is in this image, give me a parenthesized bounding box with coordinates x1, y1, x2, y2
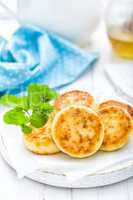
(108, 27, 133, 59)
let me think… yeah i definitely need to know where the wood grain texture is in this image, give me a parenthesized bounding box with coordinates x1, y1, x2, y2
(44, 186, 71, 200)
(98, 181, 129, 200)
(0, 154, 45, 200)
(72, 188, 99, 200)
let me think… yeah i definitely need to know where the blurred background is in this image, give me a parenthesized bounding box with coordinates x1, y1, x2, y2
(0, 0, 132, 102)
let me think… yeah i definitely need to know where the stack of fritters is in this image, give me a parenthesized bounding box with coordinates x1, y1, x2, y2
(24, 91, 133, 158)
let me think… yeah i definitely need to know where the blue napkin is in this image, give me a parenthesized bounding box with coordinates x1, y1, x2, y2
(0, 25, 98, 94)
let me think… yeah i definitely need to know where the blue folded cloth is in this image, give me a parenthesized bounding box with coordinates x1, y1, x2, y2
(0, 25, 98, 94)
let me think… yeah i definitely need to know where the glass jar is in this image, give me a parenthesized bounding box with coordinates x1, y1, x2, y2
(106, 0, 133, 59)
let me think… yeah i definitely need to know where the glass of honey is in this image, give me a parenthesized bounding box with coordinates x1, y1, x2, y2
(106, 0, 133, 59)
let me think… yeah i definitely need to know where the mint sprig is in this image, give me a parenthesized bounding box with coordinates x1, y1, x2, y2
(0, 84, 58, 134)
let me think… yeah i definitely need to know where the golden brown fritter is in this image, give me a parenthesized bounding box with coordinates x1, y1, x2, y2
(99, 100, 133, 119)
(54, 90, 95, 111)
(52, 105, 104, 158)
(23, 112, 60, 155)
(99, 106, 133, 151)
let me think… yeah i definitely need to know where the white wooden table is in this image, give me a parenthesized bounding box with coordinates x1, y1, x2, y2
(0, 16, 133, 200)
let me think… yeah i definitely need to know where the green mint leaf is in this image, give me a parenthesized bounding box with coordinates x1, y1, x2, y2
(3, 107, 29, 125)
(32, 103, 53, 121)
(28, 84, 58, 108)
(0, 94, 19, 105)
(28, 84, 48, 106)
(37, 103, 54, 114)
(0, 94, 29, 110)
(45, 90, 58, 101)
(17, 96, 29, 110)
(21, 124, 32, 134)
(30, 110, 48, 128)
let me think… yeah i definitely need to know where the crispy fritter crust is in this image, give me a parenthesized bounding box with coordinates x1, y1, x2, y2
(54, 90, 95, 111)
(52, 105, 104, 158)
(23, 112, 60, 155)
(99, 100, 133, 119)
(99, 106, 133, 151)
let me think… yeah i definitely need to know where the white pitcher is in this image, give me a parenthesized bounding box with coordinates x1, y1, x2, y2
(0, 0, 102, 45)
